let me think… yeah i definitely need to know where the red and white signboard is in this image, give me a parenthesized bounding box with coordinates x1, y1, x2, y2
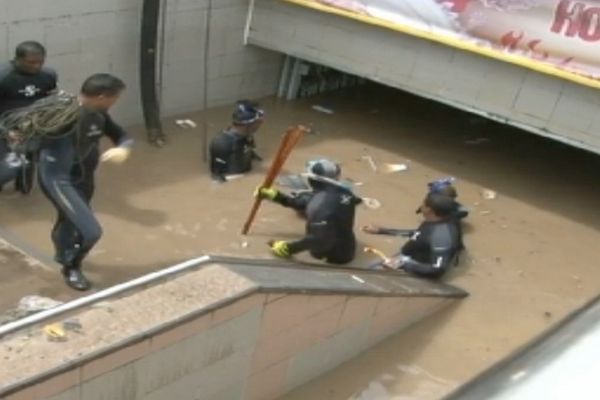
(296, 0, 600, 83)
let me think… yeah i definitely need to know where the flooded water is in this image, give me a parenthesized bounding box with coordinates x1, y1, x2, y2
(1, 84, 599, 399)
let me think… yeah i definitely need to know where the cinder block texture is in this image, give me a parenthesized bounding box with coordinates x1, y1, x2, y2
(0, 0, 283, 125)
(248, 0, 600, 154)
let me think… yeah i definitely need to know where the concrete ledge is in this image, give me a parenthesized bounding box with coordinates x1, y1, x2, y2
(0, 258, 466, 400)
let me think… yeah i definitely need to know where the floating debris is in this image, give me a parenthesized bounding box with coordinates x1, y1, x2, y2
(225, 174, 244, 181)
(175, 119, 197, 129)
(311, 105, 334, 114)
(382, 163, 408, 173)
(362, 197, 381, 210)
(481, 189, 497, 200)
(361, 155, 377, 172)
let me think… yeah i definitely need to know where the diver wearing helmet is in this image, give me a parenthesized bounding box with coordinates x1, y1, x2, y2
(367, 193, 463, 279)
(364, 177, 468, 238)
(262, 159, 345, 217)
(209, 100, 264, 182)
(417, 177, 468, 220)
(256, 159, 362, 264)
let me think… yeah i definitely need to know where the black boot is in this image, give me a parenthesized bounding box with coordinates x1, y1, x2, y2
(61, 266, 91, 291)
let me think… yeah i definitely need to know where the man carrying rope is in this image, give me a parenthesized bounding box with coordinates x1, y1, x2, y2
(0, 73, 133, 290)
(0, 41, 57, 194)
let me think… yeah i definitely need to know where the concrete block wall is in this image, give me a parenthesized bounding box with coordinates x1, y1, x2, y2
(0, 293, 450, 400)
(248, 0, 600, 155)
(0, 0, 283, 125)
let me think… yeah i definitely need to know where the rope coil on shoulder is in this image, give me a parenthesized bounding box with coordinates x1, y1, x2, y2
(0, 91, 80, 145)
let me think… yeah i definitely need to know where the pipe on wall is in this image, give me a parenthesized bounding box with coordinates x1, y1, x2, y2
(140, 0, 166, 146)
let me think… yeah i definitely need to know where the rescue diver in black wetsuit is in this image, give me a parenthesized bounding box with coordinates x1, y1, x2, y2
(0, 41, 57, 193)
(36, 74, 132, 290)
(209, 100, 264, 182)
(364, 193, 462, 279)
(256, 159, 362, 264)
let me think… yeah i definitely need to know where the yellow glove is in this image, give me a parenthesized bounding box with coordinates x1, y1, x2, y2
(270, 240, 291, 258)
(100, 147, 131, 164)
(254, 186, 278, 201)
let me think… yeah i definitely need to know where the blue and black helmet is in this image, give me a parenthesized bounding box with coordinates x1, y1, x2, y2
(232, 100, 264, 125)
(305, 159, 341, 180)
(427, 177, 457, 198)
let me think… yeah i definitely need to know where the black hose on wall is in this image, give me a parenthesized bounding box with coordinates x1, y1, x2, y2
(140, 0, 165, 146)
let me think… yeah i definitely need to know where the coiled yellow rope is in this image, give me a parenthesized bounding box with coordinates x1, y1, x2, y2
(0, 91, 80, 143)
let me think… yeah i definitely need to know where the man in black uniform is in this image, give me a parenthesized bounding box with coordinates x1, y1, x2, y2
(364, 193, 462, 279)
(256, 159, 362, 264)
(209, 100, 264, 182)
(34, 74, 132, 290)
(0, 41, 57, 193)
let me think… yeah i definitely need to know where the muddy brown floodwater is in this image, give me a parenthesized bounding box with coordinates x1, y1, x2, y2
(1, 84, 599, 399)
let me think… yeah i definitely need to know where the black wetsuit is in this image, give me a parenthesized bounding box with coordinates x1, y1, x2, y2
(38, 108, 132, 269)
(276, 181, 362, 264)
(209, 128, 256, 181)
(399, 220, 462, 279)
(417, 199, 468, 249)
(0, 62, 57, 192)
(273, 190, 313, 218)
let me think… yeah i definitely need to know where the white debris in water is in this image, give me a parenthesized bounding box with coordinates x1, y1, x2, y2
(225, 174, 245, 181)
(175, 119, 197, 129)
(362, 197, 381, 210)
(361, 155, 378, 172)
(312, 105, 334, 114)
(351, 275, 365, 284)
(383, 163, 409, 173)
(481, 189, 497, 200)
